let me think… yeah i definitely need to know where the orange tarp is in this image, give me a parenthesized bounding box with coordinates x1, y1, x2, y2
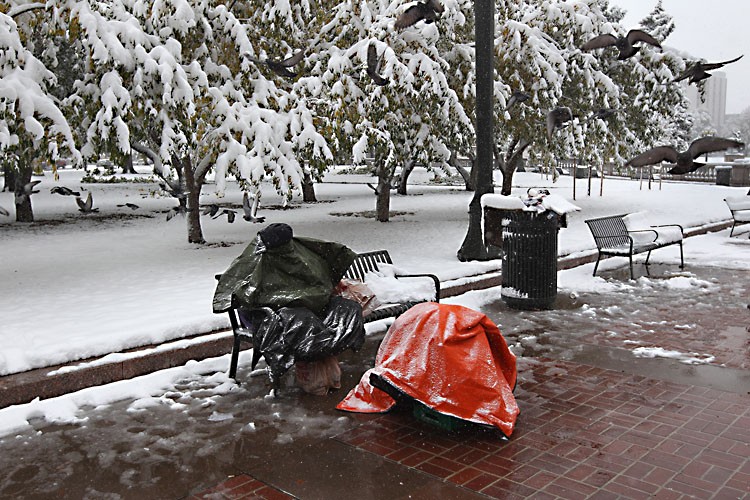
(337, 302, 519, 436)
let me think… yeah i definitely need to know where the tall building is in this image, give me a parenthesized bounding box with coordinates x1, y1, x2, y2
(683, 71, 727, 131)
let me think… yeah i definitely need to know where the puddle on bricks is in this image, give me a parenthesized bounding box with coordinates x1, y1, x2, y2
(1, 264, 747, 497)
(484, 264, 750, 392)
(0, 334, 386, 499)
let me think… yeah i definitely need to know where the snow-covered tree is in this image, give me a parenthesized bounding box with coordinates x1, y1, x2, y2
(312, 0, 475, 221)
(639, 0, 674, 43)
(0, 8, 79, 222)
(43, 0, 332, 243)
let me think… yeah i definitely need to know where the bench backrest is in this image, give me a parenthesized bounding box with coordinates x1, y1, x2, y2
(344, 250, 393, 282)
(585, 215, 630, 249)
(725, 196, 750, 212)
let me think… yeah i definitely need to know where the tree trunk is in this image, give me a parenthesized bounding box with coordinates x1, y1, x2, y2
(14, 160, 34, 223)
(396, 160, 416, 195)
(182, 156, 205, 244)
(121, 153, 136, 174)
(375, 162, 391, 222)
(302, 169, 317, 202)
(452, 156, 474, 191)
(458, 0, 494, 261)
(500, 166, 514, 195)
(2, 161, 16, 192)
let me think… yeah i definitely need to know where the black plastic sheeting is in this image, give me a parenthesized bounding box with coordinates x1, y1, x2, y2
(239, 296, 365, 381)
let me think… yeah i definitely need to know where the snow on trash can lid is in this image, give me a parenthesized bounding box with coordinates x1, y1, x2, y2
(482, 191, 580, 215)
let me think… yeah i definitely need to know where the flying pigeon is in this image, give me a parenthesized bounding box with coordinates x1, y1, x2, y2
(581, 29, 661, 60)
(242, 192, 266, 223)
(51, 186, 80, 196)
(117, 203, 139, 210)
(505, 90, 530, 111)
(367, 43, 389, 86)
(671, 55, 744, 84)
(625, 137, 745, 174)
(159, 180, 187, 201)
(213, 208, 237, 223)
(546, 107, 574, 139)
(22, 180, 41, 195)
(15, 180, 41, 204)
(0, 205, 9, 216)
(586, 108, 618, 123)
(394, 0, 444, 30)
(247, 50, 305, 78)
(75, 192, 99, 213)
(166, 205, 186, 221)
(201, 204, 220, 217)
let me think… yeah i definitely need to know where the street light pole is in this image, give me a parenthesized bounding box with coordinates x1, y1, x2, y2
(457, 0, 495, 261)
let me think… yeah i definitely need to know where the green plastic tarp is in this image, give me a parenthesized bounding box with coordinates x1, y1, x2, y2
(213, 236, 357, 316)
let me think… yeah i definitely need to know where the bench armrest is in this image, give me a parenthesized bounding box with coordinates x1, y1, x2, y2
(394, 273, 441, 302)
(651, 223, 684, 236)
(627, 229, 658, 244)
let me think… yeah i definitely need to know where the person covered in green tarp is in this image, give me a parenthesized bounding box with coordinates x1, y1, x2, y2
(213, 223, 365, 381)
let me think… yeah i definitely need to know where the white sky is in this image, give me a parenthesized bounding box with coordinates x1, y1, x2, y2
(620, 0, 749, 114)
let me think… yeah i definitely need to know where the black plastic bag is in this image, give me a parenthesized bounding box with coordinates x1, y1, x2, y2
(240, 296, 365, 381)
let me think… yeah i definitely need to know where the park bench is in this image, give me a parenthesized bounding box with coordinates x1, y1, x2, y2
(585, 213, 684, 280)
(724, 196, 750, 238)
(218, 250, 440, 379)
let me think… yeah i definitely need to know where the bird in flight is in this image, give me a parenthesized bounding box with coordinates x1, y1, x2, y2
(585, 108, 619, 123)
(201, 204, 220, 217)
(213, 208, 237, 223)
(246, 50, 305, 78)
(546, 107, 574, 139)
(394, 0, 444, 30)
(671, 55, 743, 85)
(581, 29, 661, 60)
(367, 43, 389, 86)
(242, 192, 266, 223)
(76, 192, 99, 213)
(51, 186, 80, 196)
(505, 90, 530, 111)
(166, 205, 187, 221)
(117, 203, 139, 210)
(626, 137, 745, 174)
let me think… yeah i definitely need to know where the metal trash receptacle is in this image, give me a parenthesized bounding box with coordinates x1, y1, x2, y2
(484, 207, 563, 310)
(716, 166, 731, 186)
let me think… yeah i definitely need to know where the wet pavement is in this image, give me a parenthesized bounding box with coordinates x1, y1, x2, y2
(0, 264, 748, 499)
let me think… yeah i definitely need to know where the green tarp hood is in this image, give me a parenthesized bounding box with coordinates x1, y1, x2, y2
(213, 236, 357, 315)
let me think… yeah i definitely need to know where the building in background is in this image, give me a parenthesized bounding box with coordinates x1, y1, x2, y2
(683, 71, 727, 131)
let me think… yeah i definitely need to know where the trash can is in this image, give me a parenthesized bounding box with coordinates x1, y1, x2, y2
(482, 193, 579, 310)
(500, 210, 562, 309)
(716, 166, 731, 186)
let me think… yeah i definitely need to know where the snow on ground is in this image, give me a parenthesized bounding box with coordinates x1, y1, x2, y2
(0, 166, 748, 377)
(0, 166, 749, 438)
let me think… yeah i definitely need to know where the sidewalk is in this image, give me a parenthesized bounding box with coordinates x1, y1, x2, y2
(0, 220, 732, 410)
(0, 257, 747, 499)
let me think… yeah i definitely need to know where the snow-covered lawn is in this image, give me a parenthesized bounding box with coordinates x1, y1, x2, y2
(1, 167, 748, 377)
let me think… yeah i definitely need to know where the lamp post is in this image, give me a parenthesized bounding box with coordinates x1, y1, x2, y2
(457, 0, 495, 261)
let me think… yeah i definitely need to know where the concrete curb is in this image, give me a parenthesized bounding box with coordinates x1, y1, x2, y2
(0, 220, 733, 409)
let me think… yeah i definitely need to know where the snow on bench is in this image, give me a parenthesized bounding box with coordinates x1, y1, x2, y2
(585, 212, 684, 280)
(724, 196, 750, 238)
